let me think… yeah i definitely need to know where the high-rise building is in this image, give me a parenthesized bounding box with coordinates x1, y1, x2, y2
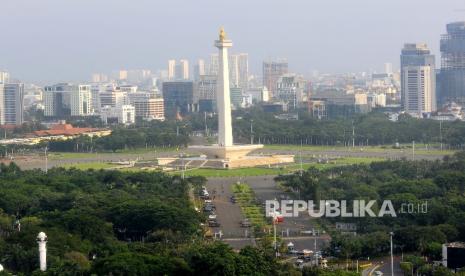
(0, 71, 10, 84)
(44, 84, 92, 117)
(229, 54, 239, 88)
(207, 53, 248, 89)
(0, 83, 4, 124)
(195, 75, 217, 102)
(208, 54, 219, 76)
(176, 59, 189, 80)
(162, 81, 194, 118)
(194, 59, 206, 81)
(101, 105, 135, 125)
(402, 66, 435, 115)
(237, 53, 249, 90)
(99, 90, 128, 108)
(3, 83, 24, 125)
(70, 85, 92, 116)
(400, 43, 436, 110)
(439, 22, 465, 105)
(263, 59, 288, 98)
(91, 73, 109, 83)
(230, 87, 243, 108)
(113, 70, 128, 81)
(132, 98, 164, 121)
(276, 74, 307, 109)
(246, 87, 270, 103)
(168, 60, 176, 80)
(384, 63, 393, 75)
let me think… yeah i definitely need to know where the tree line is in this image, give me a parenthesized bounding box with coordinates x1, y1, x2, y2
(227, 109, 465, 148)
(276, 151, 465, 272)
(0, 164, 360, 275)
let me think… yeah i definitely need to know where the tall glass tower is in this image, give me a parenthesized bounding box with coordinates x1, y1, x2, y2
(439, 22, 465, 105)
(400, 43, 436, 111)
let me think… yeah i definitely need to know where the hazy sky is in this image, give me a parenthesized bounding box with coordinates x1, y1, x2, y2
(1, 0, 464, 83)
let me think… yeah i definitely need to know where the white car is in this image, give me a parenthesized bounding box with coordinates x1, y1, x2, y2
(375, 271, 383, 276)
(295, 259, 304, 267)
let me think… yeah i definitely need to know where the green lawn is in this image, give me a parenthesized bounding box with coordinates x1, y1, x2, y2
(171, 157, 386, 177)
(60, 162, 116, 170)
(49, 147, 179, 160)
(232, 183, 269, 228)
(264, 144, 455, 155)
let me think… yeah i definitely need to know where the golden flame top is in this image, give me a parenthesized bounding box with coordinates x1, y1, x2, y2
(219, 27, 226, 41)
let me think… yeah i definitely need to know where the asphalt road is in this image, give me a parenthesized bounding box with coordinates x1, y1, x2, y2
(206, 176, 330, 251)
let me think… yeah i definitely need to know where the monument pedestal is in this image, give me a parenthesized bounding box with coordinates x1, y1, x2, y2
(189, 144, 264, 159)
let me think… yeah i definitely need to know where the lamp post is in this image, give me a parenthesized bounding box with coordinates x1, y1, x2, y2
(390, 232, 394, 276)
(37, 232, 48, 271)
(250, 119, 254, 144)
(44, 147, 48, 174)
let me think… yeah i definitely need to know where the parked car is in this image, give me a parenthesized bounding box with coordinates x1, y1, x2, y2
(205, 203, 216, 210)
(208, 220, 221, 227)
(240, 219, 251, 228)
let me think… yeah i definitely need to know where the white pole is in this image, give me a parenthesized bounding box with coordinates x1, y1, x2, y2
(352, 121, 355, 148)
(274, 220, 277, 258)
(181, 153, 185, 180)
(412, 141, 415, 161)
(440, 121, 443, 151)
(314, 237, 318, 266)
(44, 147, 48, 174)
(390, 232, 394, 276)
(37, 232, 47, 271)
(299, 140, 303, 176)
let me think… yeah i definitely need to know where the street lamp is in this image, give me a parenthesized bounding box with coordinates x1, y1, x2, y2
(250, 119, 254, 144)
(390, 232, 394, 276)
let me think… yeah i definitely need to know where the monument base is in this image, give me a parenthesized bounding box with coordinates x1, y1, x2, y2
(188, 144, 264, 159)
(155, 144, 294, 169)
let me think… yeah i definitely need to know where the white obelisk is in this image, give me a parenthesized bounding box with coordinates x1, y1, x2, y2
(37, 232, 47, 271)
(215, 27, 233, 147)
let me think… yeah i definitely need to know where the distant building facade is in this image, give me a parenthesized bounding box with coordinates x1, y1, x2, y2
(3, 83, 24, 125)
(162, 81, 194, 118)
(439, 22, 465, 105)
(400, 43, 436, 111)
(44, 84, 92, 117)
(276, 74, 307, 109)
(101, 105, 135, 125)
(263, 59, 288, 98)
(402, 66, 435, 114)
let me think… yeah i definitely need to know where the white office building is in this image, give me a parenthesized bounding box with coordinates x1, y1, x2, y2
(70, 85, 92, 116)
(246, 87, 270, 103)
(402, 65, 436, 114)
(100, 104, 135, 125)
(3, 83, 24, 125)
(0, 71, 10, 84)
(276, 74, 307, 109)
(168, 60, 176, 80)
(44, 84, 92, 117)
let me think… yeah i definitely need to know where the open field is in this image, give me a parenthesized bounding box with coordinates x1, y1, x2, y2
(49, 147, 178, 160)
(171, 157, 386, 177)
(60, 162, 116, 170)
(263, 144, 456, 156)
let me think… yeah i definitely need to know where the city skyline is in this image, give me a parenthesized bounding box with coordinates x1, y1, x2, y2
(0, 0, 464, 83)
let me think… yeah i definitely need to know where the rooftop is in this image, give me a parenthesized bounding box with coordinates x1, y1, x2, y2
(32, 123, 104, 137)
